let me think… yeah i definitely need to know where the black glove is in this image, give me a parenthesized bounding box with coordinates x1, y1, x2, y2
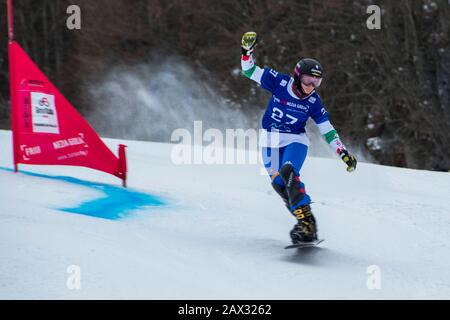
(241, 31, 258, 56)
(339, 149, 357, 172)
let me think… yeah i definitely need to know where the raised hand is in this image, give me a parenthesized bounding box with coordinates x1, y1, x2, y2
(241, 31, 258, 56)
(339, 149, 357, 172)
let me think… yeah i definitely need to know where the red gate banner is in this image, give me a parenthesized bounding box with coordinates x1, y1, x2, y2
(8, 41, 127, 186)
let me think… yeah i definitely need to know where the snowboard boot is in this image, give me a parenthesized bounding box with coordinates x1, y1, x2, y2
(289, 204, 318, 244)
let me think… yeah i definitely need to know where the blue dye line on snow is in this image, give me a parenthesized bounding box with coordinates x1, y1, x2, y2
(0, 166, 166, 220)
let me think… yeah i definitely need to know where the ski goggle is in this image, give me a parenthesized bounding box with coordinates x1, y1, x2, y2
(301, 74, 322, 88)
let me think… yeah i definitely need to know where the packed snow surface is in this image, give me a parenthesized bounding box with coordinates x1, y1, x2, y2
(0, 130, 449, 299)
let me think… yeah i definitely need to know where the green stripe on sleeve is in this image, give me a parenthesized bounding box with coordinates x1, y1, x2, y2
(323, 130, 339, 144)
(242, 65, 256, 78)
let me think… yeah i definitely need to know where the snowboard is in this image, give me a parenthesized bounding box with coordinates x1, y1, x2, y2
(284, 239, 324, 249)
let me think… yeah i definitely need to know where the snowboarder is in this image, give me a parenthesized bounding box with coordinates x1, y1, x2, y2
(241, 32, 357, 244)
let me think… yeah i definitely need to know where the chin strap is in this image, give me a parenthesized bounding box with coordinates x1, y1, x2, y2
(292, 82, 308, 99)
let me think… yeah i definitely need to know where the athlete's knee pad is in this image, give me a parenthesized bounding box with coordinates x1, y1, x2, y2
(279, 163, 307, 209)
(280, 163, 295, 185)
(271, 179, 289, 209)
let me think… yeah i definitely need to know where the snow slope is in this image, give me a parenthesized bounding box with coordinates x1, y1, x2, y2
(0, 129, 449, 299)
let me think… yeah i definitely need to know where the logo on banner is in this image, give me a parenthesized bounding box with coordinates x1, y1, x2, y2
(20, 145, 42, 160)
(31, 92, 60, 134)
(53, 134, 88, 150)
